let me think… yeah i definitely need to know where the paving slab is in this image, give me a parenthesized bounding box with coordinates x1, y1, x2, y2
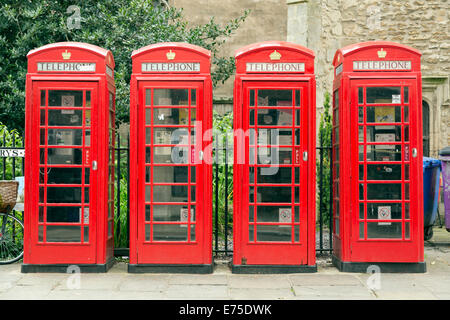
(292, 285, 375, 300)
(168, 274, 228, 285)
(118, 274, 170, 292)
(228, 288, 295, 300)
(228, 275, 292, 289)
(289, 274, 362, 286)
(166, 284, 229, 300)
(0, 285, 53, 300)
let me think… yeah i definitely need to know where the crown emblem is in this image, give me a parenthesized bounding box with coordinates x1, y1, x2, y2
(269, 50, 281, 60)
(377, 48, 387, 58)
(166, 50, 176, 60)
(62, 50, 71, 60)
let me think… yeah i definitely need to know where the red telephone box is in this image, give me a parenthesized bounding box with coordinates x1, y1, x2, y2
(129, 43, 213, 273)
(332, 41, 425, 272)
(232, 41, 317, 273)
(22, 42, 116, 272)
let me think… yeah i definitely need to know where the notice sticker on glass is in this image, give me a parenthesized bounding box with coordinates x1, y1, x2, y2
(279, 208, 292, 223)
(82, 208, 89, 224)
(392, 94, 401, 104)
(62, 95, 75, 107)
(378, 206, 391, 225)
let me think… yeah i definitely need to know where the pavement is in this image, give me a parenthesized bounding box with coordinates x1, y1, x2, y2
(0, 224, 449, 300)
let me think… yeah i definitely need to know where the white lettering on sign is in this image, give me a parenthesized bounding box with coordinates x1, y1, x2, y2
(141, 62, 201, 73)
(335, 64, 343, 76)
(353, 60, 412, 71)
(246, 62, 305, 73)
(37, 62, 96, 72)
(0, 149, 25, 157)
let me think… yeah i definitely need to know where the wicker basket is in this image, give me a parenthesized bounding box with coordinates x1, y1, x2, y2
(0, 180, 19, 213)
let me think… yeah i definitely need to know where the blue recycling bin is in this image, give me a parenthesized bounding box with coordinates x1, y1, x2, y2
(423, 157, 441, 240)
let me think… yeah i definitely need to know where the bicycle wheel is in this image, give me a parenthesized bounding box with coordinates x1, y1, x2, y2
(0, 212, 24, 264)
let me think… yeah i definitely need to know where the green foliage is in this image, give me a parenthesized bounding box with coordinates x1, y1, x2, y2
(317, 92, 332, 226)
(0, 0, 249, 130)
(0, 122, 24, 180)
(212, 111, 233, 239)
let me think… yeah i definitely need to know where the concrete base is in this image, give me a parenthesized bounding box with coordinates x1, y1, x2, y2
(128, 263, 213, 274)
(231, 264, 317, 274)
(332, 255, 427, 273)
(21, 258, 115, 273)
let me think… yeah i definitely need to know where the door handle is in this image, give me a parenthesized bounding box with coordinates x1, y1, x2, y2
(412, 148, 418, 158)
(92, 160, 98, 171)
(303, 151, 308, 162)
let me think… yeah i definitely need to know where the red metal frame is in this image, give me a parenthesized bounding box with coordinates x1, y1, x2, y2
(332, 41, 424, 267)
(233, 41, 316, 270)
(24, 42, 115, 269)
(129, 43, 212, 269)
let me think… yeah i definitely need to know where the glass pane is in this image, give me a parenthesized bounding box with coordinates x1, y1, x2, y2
(145, 224, 151, 241)
(153, 205, 194, 222)
(45, 167, 82, 184)
(153, 128, 189, 145)
(48, 110, 83, 126)
(359, 222, 365, 239)
(257, 89, 292, 106)
(257, 167, 291, 184)
(153, 147, 188, 164)
(405, 203, 410, 219)
(358, 87, 363, 104)
(39, 207, 44, 222)
(153, 185, 188, 203)
(153, 89, 189, 106)
(40, 90, 46, 106)
(153, 108, 192, 125)
(404, 106, 409, 122)
(367, 164, 402, 180)
(366, 145, 402, 161)
(145, 205, 151, 221)
(153, 166, 188, 183)
(404, 87, 409, 103)
(47, 148, 82, 165)
(84, 226, 89, 242)
(256, 206, 292, 222)
(367, 222, 402, 239)
(191, 89, 196, 106)
(47, 187, 82, 203)
(295, 90, 300, 107)
(255, 109, 293, 126)
(359, 203, 364, 219)
(86, 91, 91, 107)
(47, 129, 83, 146)
(255, 147, 292, 165)
(85, 130, 91, 146)
(153, 224, 188, 241)
(190, 224, 195, 241)
(366, 106, 401, 123)
(46, 226, 81, 242)
(85, 110, 91, 127)
(38, 225, 44, 242)
(358, 107, 364, 123)
(46, 206, 81, 223)
(256, 186, 291, 203)
(249, 224, 254, 241)
(256, 225, 291, 242)
(40, 110, 46, 125)
(257, 129, 292, 146)
(366, 87, 401, 104)
(249, 206, 254, 222)
(145, 89, 152, 106)
(48, 90, 83, 107)
(367, 203, 402, 220)
(249, 89, 255, 107)
(366, 126, 401, 143)
(294, 227, 299, 242)
(405, 222, 410, 239)
(367, 183, 402, 200)
(85, 168, 90, 184)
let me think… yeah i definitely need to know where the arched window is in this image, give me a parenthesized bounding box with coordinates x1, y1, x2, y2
(423, 100, 430, 157)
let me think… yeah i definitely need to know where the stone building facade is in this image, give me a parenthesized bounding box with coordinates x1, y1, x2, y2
(170, 0, 450, 155)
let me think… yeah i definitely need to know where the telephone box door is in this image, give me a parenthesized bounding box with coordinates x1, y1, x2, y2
(136, 80, 206, 264)
(31, 81, 98, 263)
(239, 81, 310, 265)
(350, 79, 421, 262)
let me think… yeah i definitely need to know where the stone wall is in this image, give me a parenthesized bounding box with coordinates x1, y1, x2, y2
(288, 0, 450, 154)
(171, 0, 288, 103)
